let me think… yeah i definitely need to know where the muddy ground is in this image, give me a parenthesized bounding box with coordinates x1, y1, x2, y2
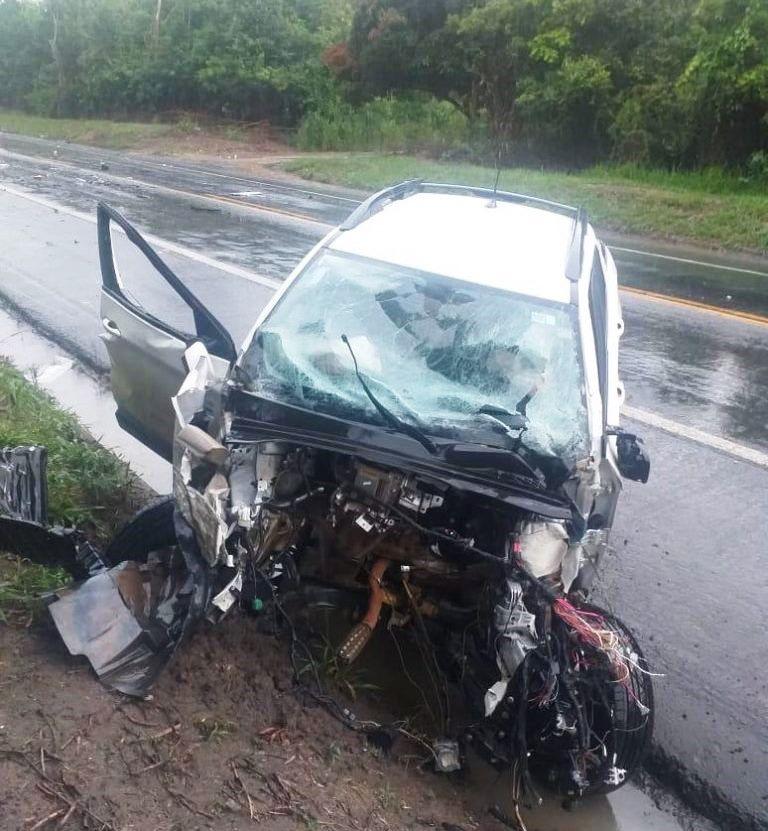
(0, 606, 518, 831)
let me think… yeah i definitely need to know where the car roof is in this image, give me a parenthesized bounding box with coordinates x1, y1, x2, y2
(329, 190, 580, 304)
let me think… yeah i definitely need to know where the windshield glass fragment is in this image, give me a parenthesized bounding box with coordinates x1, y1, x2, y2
(240, 251, 589, 462)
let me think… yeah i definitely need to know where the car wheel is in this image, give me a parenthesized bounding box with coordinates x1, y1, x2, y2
(104, 495, 177, 566)
(529, 606, 654, 797)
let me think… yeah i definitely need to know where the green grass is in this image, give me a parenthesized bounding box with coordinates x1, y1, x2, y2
(0, 555, 70, 624)
(0, 108, 180, 149)
(0, 107, 266, 151)
(0, 361, 143, 623)
(284, 154, 768, 252)
(0, 361, 135, 531)
(296, 96, 473, 155)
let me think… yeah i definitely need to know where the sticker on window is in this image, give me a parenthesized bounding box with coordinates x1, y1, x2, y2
(531, 311, 556, 326)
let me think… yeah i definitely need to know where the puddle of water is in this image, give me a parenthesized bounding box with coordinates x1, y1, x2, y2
(0, 305, 171, 493)
(464, 757, 711, 831)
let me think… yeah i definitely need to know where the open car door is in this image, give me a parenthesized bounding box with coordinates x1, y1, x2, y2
(97, 203, 237, 460)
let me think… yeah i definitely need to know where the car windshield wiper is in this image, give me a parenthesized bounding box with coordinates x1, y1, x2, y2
(442, 442, 543, 485)
(341, 335, 438, 455)
(477, 403, 528, 433)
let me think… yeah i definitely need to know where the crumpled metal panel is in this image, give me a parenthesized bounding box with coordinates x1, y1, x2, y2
(0, 445, 48, 524)
(0, 516, 103, 580)
(49, 554, 195, 696)
(48, 513, 212, 697)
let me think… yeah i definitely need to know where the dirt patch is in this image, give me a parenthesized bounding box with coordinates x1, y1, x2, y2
(135, 122, 292, 161)
(0, 611, 507, 831)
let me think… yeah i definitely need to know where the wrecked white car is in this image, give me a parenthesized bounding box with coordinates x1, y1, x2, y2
(11, 182, 655, 805)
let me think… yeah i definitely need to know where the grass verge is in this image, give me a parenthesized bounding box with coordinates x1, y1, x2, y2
(284, 154, 768, 253)
(0, 108, 263, 151)
(0, 361, 135, 530)
(0, 360, 142, 622)
(0, 556, 70, 624)
(0, 108, 178, 150)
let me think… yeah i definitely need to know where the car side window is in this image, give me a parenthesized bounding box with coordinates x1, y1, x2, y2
(109, 227, 197, 336)
(98, 204, 237, 363)
(589, 254, 608, 417)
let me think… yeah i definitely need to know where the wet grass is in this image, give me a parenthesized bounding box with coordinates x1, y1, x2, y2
(0, 360, 143, 623)
(0, 555, 69, 624)
(0, 108, 179, 150)
(0, 108, 263, 151)
(284, 154, 768, 253)
(0, 361, 135, 531)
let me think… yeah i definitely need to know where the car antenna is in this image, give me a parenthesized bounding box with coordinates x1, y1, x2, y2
(341, 334, 437, 454)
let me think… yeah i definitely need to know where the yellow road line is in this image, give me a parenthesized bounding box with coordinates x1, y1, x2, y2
(3, 143, 766, 325)
(199, 191, 328, 226)
(620, 285, 768, 326)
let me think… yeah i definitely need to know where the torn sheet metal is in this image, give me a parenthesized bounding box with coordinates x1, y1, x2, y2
(0, 516, 104, 579)
(0, 444, 106, 579)
(49, 549, 201, 697)
(172, 342, 217, 429)
(0, 445, 48, 523)
(174, 455, 230, 566)
(48, 512, 212, 697)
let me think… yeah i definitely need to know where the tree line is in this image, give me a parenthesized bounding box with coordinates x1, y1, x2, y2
(0, 0, 766, 170)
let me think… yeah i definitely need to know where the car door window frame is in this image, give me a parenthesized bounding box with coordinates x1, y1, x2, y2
(97, 202, 237, 363)
(588, 253, 609, 430)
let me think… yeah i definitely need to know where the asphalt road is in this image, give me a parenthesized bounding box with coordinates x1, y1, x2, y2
(1, 139, 767, 829)
(3, 130, 768, 315)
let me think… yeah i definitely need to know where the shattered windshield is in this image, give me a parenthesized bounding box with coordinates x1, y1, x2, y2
(240, 251, 589, 462)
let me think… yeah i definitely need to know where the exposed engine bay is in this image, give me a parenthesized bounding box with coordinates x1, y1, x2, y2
(170, 426, 654, 806)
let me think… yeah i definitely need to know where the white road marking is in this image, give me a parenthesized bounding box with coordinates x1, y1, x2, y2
(610, 246, 768, 278)
(128, 158, 360, 203)
(1, 138, 359, 204)
(0, 147, 331, 231)
(624, 404, 768, 469)
(6, 142, 765, 278)
(0, 182, 282, 291)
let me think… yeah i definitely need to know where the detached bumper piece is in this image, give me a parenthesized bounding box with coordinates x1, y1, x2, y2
(0, 445, 48, 523)
(1, 444, 211, 697)
(0, 445, 104, 579)
(48, 549, 202, 697)
(47, 514, 211, 698)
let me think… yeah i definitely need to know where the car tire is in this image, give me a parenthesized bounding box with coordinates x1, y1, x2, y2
(582, 608, 654, 795)
(530, 605, 654, 797)
(104, 495, 177, 566)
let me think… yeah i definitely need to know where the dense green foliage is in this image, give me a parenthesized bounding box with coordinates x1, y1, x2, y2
(0, 0, 766, 169)
(296, 94, 473, 152)
(0, 0, 351, 123)
(341, 0, 768, 168)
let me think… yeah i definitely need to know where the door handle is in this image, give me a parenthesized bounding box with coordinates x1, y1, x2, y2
(102, 318, 121, 337)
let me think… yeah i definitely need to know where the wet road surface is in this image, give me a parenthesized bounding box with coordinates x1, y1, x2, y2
(3, 129, 767, 315)
(1, 141, 767, 829)
(1, 162, 767, 457)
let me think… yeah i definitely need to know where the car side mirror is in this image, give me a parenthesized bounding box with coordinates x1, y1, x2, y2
(607, 427, 650, 483)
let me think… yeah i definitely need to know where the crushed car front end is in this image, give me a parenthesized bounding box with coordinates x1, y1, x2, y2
(166, 184, 653, 799)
